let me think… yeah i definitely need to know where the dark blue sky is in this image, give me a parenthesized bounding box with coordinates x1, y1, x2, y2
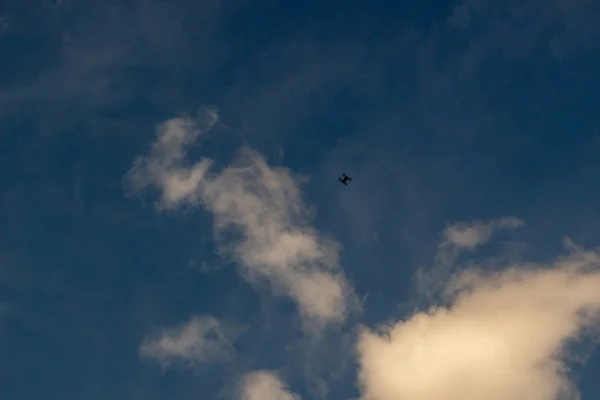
(1, 0, 600, 399)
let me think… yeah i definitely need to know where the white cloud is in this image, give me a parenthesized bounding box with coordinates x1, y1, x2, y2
(139, 315, 235, 368)
(125, 112, 354, 328)
(441, 216, 524, 250)
(200, 149, 351, 327)
(126, 107, 218, 210)
(357, 244, 600, 400)
(239, 371, 300, 400)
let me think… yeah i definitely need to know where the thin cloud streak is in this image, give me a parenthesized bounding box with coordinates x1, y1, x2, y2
(441, 216, 524, 250)
(139, 315, 236, 368)
(416, 216, 524, 298)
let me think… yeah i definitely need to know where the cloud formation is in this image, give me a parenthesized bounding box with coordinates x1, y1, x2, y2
(357, 243, 600, 400)
(126, 107, 219, 210)
(199, 149, 351, 327)
(126, 111, 353, 327)
(416, 217, 524, 298)
(441, 216, 524, 251)
(139, 315, 235, 368)
(239, 371, 300, 400)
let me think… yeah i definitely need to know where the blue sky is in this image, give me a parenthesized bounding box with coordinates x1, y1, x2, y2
(1, 0, 600, 399)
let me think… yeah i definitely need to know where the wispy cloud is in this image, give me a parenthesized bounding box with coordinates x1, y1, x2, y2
(0, 0, 218, 112)
(416, 216, 524, 297)
(239, 371, 300, 400)
(125, 107, 219, 210)
(440, 216, 524, 251)
(357, 241, 600, 400)
(200, 149, 353, 328)
(139, 315, 236, 368)
(125, 111, 355, 329)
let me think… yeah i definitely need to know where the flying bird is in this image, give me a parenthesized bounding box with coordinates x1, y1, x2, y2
(339, 173, 352, 185)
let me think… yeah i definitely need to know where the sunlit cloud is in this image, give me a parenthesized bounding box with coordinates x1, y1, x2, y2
(199, 149, 352, 328)
(126, 107, 219, 211)
(239, 371, 300, 400)
(139, 315, 235, 368)
(358, 241, 600, 400)
(125, 110, 354, 328)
